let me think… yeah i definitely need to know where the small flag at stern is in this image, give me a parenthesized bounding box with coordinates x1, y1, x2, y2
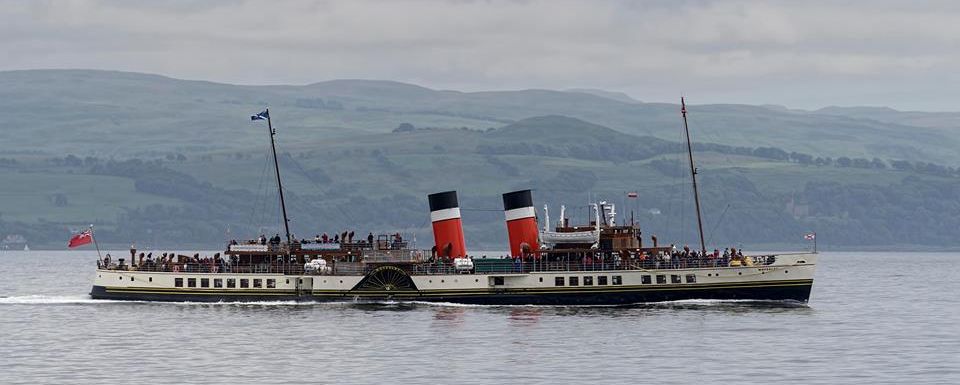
(68, 230, 93, 248)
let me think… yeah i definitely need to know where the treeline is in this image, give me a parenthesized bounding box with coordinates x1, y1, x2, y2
(475, 137, 960, 179)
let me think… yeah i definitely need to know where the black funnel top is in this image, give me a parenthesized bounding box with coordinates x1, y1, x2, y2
(502, 189, 534, 211)
(428, 191, 460, 211)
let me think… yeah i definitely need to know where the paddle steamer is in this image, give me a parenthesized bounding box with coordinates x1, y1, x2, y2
(90, 102, 816, 305)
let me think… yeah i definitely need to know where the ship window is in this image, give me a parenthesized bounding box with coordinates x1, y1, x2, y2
(539, 277, 543, 283)
(267, 279, 276, 288)
(253, 279, 262, 288)
(240, 279, 249, 288)
(130, 276, 135, 281)
(201, 278, 209, 288)
(175, 278, 183, 287)
(149, 277, 153, 282)
(656, 275, 666, 284)
(226, 279, 236, 288)
(555, 277, 565, 286)
(286, 279, 290, 285)
(493, 277, 504, 286)
(583, 276, 593, 286)
(612, 276, 622, 285)
(598, 276, 608, 285)
(641, 275, 652, 284)
(214, 279, 223, 288)
(569, 277, 579, 286)
(188, 278, 196, 288)
(685, 274, 696, 283)
(671, 275, 681, 284)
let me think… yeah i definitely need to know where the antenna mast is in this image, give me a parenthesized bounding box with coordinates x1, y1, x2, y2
(681, 98, 707, 255)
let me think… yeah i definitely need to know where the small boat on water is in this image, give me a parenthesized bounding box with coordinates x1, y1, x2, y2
(90, 102, 816, 305)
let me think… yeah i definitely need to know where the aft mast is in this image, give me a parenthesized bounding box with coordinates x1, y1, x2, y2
(681, 98, 707, 255)
(253, 108, 292, 245)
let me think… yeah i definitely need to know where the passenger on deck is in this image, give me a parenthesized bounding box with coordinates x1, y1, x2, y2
(333, 234, 339, 243)
(259, 234, 267, 245)
(315, 234, 321, 243)
(322, 233, 329, 243)
(368, 232, 374, 245)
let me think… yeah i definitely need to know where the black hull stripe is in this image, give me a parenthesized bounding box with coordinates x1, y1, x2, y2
(92, 281, 813, 304)
(99, 279, 812, 296)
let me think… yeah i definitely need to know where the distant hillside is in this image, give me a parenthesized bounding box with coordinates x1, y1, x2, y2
(815, 106, 960, 131)
(2, 70, 960, 166)
(565, 88, 641, 104)
(3, 70, 960, 250)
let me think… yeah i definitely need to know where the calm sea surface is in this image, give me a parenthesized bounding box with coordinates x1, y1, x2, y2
(0, 251, 957, 384)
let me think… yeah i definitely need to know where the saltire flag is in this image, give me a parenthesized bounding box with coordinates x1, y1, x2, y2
(251, 109, 269, 121)
(627, 192, 638, 198)
(68, 229, 93, 248)
(804, 232, 816, 240)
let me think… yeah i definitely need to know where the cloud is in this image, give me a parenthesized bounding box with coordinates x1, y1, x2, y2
(2, 0, 959, 110)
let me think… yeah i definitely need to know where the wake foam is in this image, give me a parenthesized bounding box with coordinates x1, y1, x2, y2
(0, 295, 128, 305)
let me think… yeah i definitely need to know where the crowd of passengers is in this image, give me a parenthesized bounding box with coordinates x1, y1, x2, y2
(635, 245, 751, 269)
(500, 245, 754, 270)
(97, 240, 755, 273)
(229, 231, 405, 249)
(96, 248, 305, 273)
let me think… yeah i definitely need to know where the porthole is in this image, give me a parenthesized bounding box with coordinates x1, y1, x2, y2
(738, 272, 742, 275)
(785, 270, 789, 274)
(475, 279, 479, 282)
(149, 277, 153, 282)
(429, 280, 433, 283)
(441, 280, 445, 283)
(339, 280, 343, 284)
(131, 277, 134, 281)
(118, 276, 122, 280)
(539, 277, 543, 282)
(286, 279, 290, 284)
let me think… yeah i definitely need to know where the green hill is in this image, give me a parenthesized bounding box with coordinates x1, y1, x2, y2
(1, 70, 959, 250)
(3, 69, 960, 165)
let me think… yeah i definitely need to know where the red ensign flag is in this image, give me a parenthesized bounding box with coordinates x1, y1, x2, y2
(68, 230, 93, 248)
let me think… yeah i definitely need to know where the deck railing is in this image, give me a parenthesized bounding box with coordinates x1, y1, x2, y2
(97, 254, 784, 276)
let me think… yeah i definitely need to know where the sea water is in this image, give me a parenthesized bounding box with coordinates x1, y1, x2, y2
(0, 251, 957, 384)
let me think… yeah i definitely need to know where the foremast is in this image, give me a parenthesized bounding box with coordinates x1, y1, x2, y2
(253, 108, 292, 245)
(681, 98, 707, 255)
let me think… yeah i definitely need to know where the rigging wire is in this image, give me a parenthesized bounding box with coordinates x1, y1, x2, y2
(247, 147, 273, 237)
(706, 204, 731, 246)
(272, 141, 357, 225)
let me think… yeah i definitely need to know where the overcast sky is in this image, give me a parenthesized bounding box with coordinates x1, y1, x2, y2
(3, 0, 958, 110)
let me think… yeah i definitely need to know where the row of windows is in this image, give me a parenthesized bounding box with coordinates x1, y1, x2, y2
(174, 278, 277, 289)
(554, 274, 697, 286)
(554, 275, 622, 286)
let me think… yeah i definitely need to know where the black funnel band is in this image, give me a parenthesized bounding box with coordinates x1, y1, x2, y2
(502, 189, 534, 210)
(428, 191, 459, 211)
